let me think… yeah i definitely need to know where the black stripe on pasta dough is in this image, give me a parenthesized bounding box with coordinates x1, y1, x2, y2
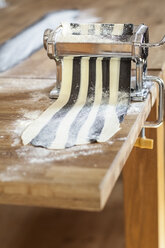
(31, 57, 81, 148)
(117, 24, 133, 42)
(88, 58, 110, 143)
(65, 57, 97, 148)
(117, 58, 131, 122)
(123, 24, 133, 36)
(119, 58, 131, 93)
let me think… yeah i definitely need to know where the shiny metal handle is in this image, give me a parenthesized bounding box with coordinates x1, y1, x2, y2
(143, 76, 164, 128)
(141, 35, 165, 48)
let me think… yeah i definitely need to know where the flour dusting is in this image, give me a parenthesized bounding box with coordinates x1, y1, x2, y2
(15, 143, 103, 164)
(127, 102, 143, 115)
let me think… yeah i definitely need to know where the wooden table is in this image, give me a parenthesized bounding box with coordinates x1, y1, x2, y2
(0, 1, 165, 248)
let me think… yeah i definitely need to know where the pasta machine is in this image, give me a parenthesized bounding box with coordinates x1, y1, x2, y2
(43, 22, 164, 128)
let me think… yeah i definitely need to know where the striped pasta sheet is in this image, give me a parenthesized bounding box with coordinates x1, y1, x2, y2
(22, 56, 131, 149)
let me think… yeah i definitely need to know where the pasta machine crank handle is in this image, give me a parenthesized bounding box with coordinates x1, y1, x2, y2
(140, 34, 165, 48)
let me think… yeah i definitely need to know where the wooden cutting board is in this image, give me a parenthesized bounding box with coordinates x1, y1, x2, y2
(0, 65, 160, 211)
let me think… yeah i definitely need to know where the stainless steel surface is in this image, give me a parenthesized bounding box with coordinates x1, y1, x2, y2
(55, 42, 133, 58)
(43, 29, 52, 50)
(141, 127, 145, 138)
(132, 24, 148, 44)
(130, 87, 150, 102)
(49, 84, 60, 99)
(43, 23, 149, 60)
(49, 60, 62, 99)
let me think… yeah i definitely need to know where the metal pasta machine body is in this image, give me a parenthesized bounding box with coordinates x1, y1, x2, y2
(43, 22, 164, 128)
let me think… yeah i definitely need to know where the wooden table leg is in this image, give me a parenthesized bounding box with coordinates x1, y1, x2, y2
(123, 102, 165, 248)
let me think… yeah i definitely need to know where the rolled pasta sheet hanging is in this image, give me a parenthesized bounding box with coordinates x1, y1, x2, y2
(22, 23, 134, 149)
(22, 58, 130, 149)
